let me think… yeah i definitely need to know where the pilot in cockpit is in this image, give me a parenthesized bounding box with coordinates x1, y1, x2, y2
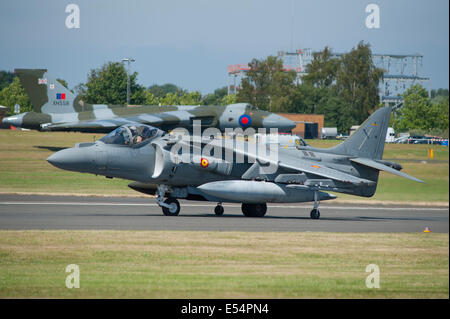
(99, 124, 160, 146)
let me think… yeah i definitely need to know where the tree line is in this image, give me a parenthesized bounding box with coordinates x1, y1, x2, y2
(0, 40, 448, 135)
(236, 42, 384, 132)
(394, 85, 448, 136)
(73, 62, 236, 107)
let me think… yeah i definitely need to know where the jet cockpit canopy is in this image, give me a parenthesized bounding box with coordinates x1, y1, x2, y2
(99, 124, 161, 146)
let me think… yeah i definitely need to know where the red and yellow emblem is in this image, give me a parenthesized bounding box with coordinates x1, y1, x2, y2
(200, 157, 209, 168)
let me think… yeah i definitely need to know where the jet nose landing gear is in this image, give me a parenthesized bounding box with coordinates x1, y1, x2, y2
(310, 209, 320, 219)
(161, 198, 180, 216)
(156, 185, 180, 216)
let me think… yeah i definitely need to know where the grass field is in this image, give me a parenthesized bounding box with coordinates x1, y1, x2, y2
(0, 130, 448, 203)
(0, 230, 447, 298)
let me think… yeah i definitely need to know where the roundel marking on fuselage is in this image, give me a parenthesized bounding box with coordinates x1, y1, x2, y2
(239, 114, 252, 127)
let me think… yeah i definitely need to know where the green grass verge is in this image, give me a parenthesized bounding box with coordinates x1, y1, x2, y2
(0, 130, 133, 195)
(0, 230, 448, 298)
(0, 130, 448, 202)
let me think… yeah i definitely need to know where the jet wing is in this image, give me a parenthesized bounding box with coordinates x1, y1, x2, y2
(41, 110, 215, 133)
(184, 138, 376, 186)
(41, 114, 167, 133)
(350, 157, 424, 183)
(42, 119, 137, 133)
(277, 160, 376, 185)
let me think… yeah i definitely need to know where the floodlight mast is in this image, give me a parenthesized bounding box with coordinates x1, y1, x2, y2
(122, 58, 135, 105)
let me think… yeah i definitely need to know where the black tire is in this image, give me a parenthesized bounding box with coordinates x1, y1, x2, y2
(241, 203, 267, 217)
(214, 205, 224, 216)
(310, 209, 320, 219)
(162, 198, 180, 216)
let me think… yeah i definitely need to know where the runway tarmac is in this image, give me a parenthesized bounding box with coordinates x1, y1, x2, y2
(0, 194, 448, 232)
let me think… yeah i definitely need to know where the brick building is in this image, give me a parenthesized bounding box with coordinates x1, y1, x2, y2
(277, 113, 324, 139)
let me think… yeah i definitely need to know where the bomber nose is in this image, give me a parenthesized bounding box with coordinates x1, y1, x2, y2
(47, 147, 95, 173)
(2, 114, 24, 127)
(263, 114, 296, 132)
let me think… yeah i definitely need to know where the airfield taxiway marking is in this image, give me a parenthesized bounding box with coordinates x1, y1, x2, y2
(0, 201, 447, 211)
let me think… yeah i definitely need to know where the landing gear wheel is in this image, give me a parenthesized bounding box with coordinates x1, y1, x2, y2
(162, 198, 180, 216)
(241, 203, 267, 217)
(214, 205, 224, 216)
(310, 209, 320, 219)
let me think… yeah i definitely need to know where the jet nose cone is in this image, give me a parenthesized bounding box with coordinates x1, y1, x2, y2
(47, 151, 65, 168)
(263, 114, 296, 132)
(2, 114, 23, 127)
(47, 147, 94, 172)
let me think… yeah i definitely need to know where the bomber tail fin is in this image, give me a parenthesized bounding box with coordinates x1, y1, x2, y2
(14, 69, 83, 114)
(328, 106, 391, 160)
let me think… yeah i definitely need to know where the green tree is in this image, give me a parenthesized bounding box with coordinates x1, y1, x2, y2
(179, 91, 202, 105)
(303, 47, 339, 88)
(236, 56, 297, 112)
(335, 42, 383, 130)
(148, 83, 185, 99)
(0, 77, 33, 114)
(82, 62, 146, 105)
(221, 93, 237, 105)
(394, 84, 434, 132)
(202, 86, 228, 105)
(0, 71, 15, 91)
(160, 92, 180, 105)
(431, 88, 449, 99)
(73, 82, 87, 97)
(430, 99, 449, 133)
(143, 90, 159, 105)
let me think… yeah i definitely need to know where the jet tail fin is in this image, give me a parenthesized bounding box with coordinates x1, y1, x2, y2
(14, 69, 83, 114)
(328, 106, 391, 160)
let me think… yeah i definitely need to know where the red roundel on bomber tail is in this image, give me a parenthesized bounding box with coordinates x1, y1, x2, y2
(200, 157, 209, 168)
(239, 114, 252, 127)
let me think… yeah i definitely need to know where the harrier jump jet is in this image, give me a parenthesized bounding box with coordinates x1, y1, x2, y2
(47, 106, 423, 219)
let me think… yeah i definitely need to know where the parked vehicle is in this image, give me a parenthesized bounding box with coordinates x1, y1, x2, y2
(386, 127, 395, 143)
(321, 127, 338, 139)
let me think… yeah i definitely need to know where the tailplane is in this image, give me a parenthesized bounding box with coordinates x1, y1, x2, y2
(15, 69, 83, 114)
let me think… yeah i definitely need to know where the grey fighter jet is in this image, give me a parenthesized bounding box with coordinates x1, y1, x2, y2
(47, 106, 423, 219)
(2, 69, 295, 133)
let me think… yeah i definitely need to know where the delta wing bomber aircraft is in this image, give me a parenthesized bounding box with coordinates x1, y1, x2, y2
(47, 106, 424, 219)
(2, 69, 295, 133)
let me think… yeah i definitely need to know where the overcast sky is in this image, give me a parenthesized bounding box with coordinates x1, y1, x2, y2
(0, 0, 448, 94)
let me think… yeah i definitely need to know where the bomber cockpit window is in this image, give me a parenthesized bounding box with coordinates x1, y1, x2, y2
(246, 104, 259, 111)
(99, 124, 159, 146)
